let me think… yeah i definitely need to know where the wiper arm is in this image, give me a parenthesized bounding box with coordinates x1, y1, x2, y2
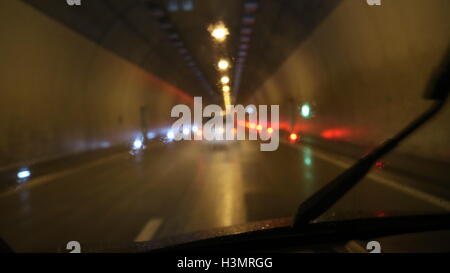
(293, 47, 450, 228)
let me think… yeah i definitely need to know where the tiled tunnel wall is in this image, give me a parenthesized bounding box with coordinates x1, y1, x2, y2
(248, 0, 450, 164)
(0, 0, 192, 169)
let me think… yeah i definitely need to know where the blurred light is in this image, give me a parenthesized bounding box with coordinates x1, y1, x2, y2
(133, 139, 143, 150)
(99, 141, 111, 148)
(147, 132, 156, 140)
(289, 133, 298, 142)
(246, 107, 254, 114)
(183, 128, 190, 135)
(209, 23, 229, 42)
(222, 85, 230, 92)
(182, 0, 193, 11)
(240, 44, 250, 50)
(192, 125, 198, 132)
(238, 51, 248, 57)
(267, 127, 273, 134)
(242, 15, 256, 25)
(241, 27, 253, 35)
(377, 212, 386, 218)
(231, 128, 237, 134)
(256, 124, 262, 131)
(221, 76, 230, 84)
(375, 161, 384, 169)
(321, 128, 350, 139)
(244, 1, 259, 12)
(17, 169, 31, 180)
(168, 0, 178, 11)
(304, 157, 312, 166)
(196, 130, 203, 137)
(301, 104, 311, 118)
(241, 36, 251, 43)
(167, 131, 175, 140)
(218, 59, 229, 70)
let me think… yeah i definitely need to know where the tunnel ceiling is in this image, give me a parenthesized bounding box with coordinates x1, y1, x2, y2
(23, 0, 340, 103)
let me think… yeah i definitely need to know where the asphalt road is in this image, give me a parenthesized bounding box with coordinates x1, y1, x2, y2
(0, 141, 449, 252)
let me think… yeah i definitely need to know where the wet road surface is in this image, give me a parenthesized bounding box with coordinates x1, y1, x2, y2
(0, 141, 449, 252)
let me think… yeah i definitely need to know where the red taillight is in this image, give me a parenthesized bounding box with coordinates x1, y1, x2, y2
(377, 212, 386, 218)
(375, 161, 383, 168)
(289, 133, 298, 141)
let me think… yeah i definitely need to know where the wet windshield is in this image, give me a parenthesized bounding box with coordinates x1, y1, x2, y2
(0, 0, 449, 253)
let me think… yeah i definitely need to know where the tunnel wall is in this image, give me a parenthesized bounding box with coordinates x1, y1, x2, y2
(248, 0, 450, 164)
(0, 1, 191, 169)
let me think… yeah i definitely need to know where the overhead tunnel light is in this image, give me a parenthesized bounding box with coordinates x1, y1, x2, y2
(241, 36, 251, 43)
(182, 0, 194, 11)
(209, 22, 229, 42)
(241, 27, 253, 35)
(242, 15, 256, 25)
(244, 1, 259, 12)
(238, 51, 248, 57)
(218, 59, 230, 70)
(221, 76, 230, 84)
(240, 44, 250, 50)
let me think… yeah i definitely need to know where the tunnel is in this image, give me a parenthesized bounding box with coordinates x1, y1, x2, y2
(0, 0, 450, 253)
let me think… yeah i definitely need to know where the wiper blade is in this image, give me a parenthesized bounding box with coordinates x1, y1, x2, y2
(293, 47, 450, 228)
(148, 214, 450, 253)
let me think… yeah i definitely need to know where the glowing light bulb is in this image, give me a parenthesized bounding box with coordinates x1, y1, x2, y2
(209, 23, 229, 42)
(221, 76, 230, 84)
(218, 59, 229, 70)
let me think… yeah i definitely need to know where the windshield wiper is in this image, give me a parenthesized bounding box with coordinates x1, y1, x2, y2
(293, 47, 450, 228)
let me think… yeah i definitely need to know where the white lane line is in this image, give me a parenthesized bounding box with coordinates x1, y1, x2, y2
(134, 218, 163, 242)
(344, 240, 368, 253)
(0, 153, 128, 199)
(368, 172, 450, 210)
(286, 143, 450, 211)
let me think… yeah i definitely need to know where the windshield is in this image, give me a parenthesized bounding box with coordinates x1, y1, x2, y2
(0, 0, 449, 253)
